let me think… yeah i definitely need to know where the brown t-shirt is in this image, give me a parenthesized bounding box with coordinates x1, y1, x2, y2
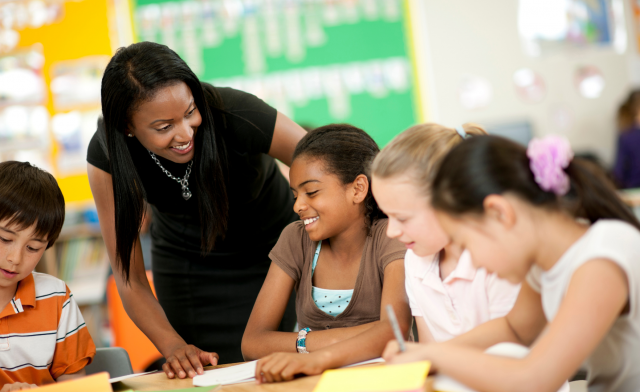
(269, 219, 406, 331)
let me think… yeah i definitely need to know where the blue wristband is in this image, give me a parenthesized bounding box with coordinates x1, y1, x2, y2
(296, 328, 311, 354)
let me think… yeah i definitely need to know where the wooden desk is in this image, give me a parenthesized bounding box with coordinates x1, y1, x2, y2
(110, 362, 327, 392)
(112, 363, 433, 392)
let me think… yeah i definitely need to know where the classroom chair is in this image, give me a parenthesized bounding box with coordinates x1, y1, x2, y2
(107, 271, 163, 372)
(85, 347, 133, 379)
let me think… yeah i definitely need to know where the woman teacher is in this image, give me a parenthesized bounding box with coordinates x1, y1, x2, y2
(87, 42, 306, 378)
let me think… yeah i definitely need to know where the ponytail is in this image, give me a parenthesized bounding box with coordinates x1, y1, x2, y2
(566, 159, 640, 230)
(432, 135, 640, 230)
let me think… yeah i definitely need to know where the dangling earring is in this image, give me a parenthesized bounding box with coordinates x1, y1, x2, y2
(127, 133, 134, 137)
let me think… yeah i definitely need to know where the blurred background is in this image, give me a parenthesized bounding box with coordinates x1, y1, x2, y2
(1, 0, 639, 372)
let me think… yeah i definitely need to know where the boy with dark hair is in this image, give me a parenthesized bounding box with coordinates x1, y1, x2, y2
(0, 161, 95, 390)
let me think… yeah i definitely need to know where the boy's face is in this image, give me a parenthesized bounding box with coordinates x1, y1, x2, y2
(0, 219, 47, 288)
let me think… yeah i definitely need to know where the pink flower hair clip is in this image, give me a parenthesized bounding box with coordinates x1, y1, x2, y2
(526, 135, 574, 196)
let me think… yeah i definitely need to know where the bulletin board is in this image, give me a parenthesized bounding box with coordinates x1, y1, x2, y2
(132, 0, 420, 146)
(0, 0, 131, 204)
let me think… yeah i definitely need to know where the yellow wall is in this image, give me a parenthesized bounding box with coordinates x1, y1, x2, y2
(17, 0, 113, 203)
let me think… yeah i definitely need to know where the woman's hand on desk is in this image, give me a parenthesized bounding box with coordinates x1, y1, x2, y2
(255, 352, 328, 383)
(162, 343, 219, 379)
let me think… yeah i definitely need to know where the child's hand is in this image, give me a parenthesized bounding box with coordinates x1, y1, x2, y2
(255, 352, 328, 383)
(382, 339, 421, 361)
(382, 340, 435, 366)
(0, 383, 38, 391)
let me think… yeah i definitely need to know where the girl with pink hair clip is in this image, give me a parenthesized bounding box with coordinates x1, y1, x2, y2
(383, 135, 640, 392)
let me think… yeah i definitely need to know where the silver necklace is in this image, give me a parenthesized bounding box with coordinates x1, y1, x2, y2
(147, 150, 194, 200)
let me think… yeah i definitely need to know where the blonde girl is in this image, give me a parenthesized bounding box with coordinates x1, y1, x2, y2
(371, 123, 520, 343)
(385, 135, 640, 392)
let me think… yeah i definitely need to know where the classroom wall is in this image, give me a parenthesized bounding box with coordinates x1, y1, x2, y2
(132, 0, 419, 147)
(416, 0, 637, 166)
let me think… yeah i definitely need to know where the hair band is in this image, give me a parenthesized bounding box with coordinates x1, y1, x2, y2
(455, 125, 467, 138)
(526, 135, 574, 196)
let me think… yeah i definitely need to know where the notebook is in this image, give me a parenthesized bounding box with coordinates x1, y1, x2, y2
(312, 361, 430, 392)
(109, 370, 157, 383)
(141, 387, 218, 392)
(117, 388, 218, 392)
(35, 372, 111, 392)
(432, 374, 476, 392)
(192, 361, 258, 386)
(192, 357, 386, 387)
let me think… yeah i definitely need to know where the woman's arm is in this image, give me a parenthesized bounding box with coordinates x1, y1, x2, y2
(255, 259, 410, 382)
(386, 259, 628, 392)
(268, 112, 307, 166)
(242, 262, 379, 360)
(88, 164, 218, 379)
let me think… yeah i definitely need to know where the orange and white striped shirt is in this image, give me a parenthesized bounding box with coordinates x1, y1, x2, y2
(0, 272, 96, 386)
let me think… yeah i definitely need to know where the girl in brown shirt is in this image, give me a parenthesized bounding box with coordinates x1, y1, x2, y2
(242, 124, 409, 383)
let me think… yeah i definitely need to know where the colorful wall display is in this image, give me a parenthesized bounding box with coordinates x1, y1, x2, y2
(133, 0, 419, 146)
(518, 0, 626, 56)
(0, 0, 127, 203)
(0, 0, 420, 202)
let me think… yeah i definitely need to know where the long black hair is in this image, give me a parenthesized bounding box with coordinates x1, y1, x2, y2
(431, 135, 640, 230)
(101, 42, 228, 282)
(292, 124, 385, 232)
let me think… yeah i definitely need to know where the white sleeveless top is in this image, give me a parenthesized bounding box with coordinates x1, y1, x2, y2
(526, 220, 640, 392)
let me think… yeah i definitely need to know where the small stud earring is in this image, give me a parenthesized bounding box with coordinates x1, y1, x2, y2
(127, 133, 134, 137)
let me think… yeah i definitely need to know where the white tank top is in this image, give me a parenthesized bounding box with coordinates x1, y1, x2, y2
(526, 220, 640, 392)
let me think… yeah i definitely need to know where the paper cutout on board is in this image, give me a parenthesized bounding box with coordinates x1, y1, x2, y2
(575, 65, 605, 99)
(513, 68, 546, 104)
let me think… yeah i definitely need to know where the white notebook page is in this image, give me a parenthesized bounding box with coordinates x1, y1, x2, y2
(192, 357, 385, 387)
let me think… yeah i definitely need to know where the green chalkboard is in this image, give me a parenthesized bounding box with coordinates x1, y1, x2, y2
(133, 0, 417, 146)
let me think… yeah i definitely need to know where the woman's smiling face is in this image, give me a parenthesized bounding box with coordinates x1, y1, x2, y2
(289, 156, 367, 241)
(129, 82, 201, 164)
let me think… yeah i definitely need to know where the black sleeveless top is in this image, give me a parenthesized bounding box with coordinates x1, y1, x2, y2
(87, 85, 298, 268)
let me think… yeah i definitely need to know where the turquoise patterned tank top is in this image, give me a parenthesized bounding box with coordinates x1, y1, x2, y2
(311, 242, 354, 316)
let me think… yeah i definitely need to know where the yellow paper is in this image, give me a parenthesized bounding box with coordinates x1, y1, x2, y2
(36, 372, 111, 392)
(313, 361, 430, 392)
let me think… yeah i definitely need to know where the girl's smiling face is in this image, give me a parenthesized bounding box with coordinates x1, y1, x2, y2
(372, 174, 449, 257)
(289, 156, 368, 241)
